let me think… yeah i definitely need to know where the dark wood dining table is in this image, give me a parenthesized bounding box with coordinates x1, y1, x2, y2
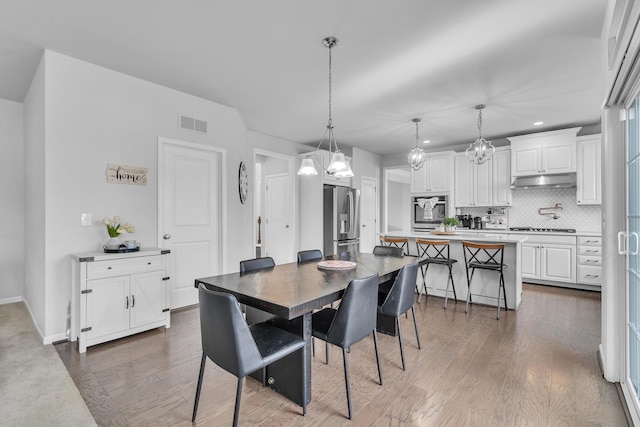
(194, 252, 422, 408)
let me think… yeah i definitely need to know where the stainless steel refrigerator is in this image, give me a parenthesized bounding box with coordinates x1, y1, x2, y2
(323, 185, 360, 256)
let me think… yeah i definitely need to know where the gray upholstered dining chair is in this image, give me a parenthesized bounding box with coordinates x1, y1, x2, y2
(239, 256, 275, 273)
(297, 249, 323, 263)
(311, 273, 382, 420)
(192, 285, 307, 426)
(372, 245, 404, 257)
(377, 261, 421, 370)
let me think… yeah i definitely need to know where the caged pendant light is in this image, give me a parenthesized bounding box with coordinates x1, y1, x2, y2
(298, 37, 353, 177)
(407, 118, 426, 171)
(465, 104, 495, 165)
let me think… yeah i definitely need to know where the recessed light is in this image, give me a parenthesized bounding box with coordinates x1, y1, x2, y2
(423, 140, 430, 144)
(533, 121, 544, 126)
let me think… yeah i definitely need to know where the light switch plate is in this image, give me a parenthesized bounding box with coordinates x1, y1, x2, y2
(81, 213, 92, 226)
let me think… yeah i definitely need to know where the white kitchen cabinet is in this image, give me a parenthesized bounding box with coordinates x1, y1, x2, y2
(577, 236, 602, 285)
(508, 127, 580, 177)
(454, 147, 511, 207)
(492, 148, 512, 206)
(71, 249, 171, 353)
(454, 154, 491, 207)
(517, 234, 576, 284)
(576, 134, 602, 205)
(410, 151, 454, 193)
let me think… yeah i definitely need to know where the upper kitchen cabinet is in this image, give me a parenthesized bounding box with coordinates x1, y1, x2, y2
(410, 151, 454, 194)
(454, 147, 511, 207)
(508, 127, 581, 177)
(576, 134, 602, 205)
(492, 147, 512, 206)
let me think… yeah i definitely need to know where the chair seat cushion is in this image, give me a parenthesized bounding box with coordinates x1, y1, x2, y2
(249, 323, 306, 367)
(311, 307, 337, 341)
(468, 262, 507, 271)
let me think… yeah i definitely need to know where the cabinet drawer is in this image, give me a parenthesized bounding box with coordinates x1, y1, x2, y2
(577, 265, 602, 284)
(577, 236, 602, 246)
(87, 256, 165, 279)
(578, 255, 602, 266)
(578, 246, 601, 256)
(519, 234, 576, 245)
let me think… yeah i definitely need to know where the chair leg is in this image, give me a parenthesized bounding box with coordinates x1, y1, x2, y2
(233, 377, 243, 427)
(496, 272, 501, 320)
(396, 316, 406, 370)
(372, 330, 383, 385)
(501, 273, 508, 311)
(465, 268, 473, 313)
(450, 264, 457, 302)
(342, 347, 352, 420)
(417, 265, 426, 303)
(411, 306, 421, 349)
(191, 352, 206, 422)
(444, 266, 451, 309)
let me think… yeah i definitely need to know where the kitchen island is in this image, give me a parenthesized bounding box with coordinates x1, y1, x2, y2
(383, 231, 528, 311)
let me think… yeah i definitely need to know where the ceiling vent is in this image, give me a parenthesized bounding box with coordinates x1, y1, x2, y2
(179, 114, 208, 134)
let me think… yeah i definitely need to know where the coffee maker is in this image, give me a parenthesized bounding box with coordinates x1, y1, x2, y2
(456, 214, 473, 228)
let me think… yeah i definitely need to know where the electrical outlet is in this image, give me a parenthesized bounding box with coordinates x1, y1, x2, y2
(81, 213, 92, 226)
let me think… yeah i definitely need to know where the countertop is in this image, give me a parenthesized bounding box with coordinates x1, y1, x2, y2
(440, 228, 601, 237)
(384, 231, 528, 243)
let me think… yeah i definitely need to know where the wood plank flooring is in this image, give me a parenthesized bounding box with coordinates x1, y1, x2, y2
(55, 284, 629, 426)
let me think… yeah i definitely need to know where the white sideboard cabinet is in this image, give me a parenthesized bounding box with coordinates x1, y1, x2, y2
(71, 248, 171, 353)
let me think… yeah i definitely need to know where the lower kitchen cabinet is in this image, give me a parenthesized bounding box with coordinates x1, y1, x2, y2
(577, 236, 603, 285)
(71, 248, 171, 353)
(519, 235, 577, 284)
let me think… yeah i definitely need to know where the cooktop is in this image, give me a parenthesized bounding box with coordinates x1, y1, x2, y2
(509, 227, 576, 233)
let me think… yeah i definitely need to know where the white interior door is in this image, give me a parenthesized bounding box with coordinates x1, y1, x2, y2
(264, 173, 293, 264)
(360, 177, 377, 253)
(159, 138, 222, 308)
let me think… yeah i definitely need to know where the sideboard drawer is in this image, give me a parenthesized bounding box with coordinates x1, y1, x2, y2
(87, 256, 165, 279)
(578, 265, 602, 285)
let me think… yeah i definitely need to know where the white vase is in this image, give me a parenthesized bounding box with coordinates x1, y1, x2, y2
(105, 237, 122, 251)
(445, 226, 455, 233)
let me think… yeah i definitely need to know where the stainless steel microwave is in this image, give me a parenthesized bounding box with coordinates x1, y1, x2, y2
(411, 194, 447, 230)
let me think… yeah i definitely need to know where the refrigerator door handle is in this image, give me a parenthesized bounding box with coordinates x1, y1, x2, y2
(348, 192, 353, 234)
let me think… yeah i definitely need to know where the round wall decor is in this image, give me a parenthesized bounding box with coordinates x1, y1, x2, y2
(238, 161, 248, 204)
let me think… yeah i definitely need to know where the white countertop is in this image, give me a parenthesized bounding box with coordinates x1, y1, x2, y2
(71, 247, 169, 262)
(384, 231, 528, 243)
(449, 228, 601, 237)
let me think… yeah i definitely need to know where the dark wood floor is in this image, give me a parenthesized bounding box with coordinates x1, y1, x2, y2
(55, 284, 629, 426)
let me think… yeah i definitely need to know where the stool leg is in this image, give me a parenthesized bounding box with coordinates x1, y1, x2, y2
(449, 264, 457, 302)
(465, 268, 473, 313)
(496, 271, 501, 320)
(411, 306, 421, 349)
(444, 266, 450, 309)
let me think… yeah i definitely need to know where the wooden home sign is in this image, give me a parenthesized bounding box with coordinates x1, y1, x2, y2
(106, 163, 148, 186)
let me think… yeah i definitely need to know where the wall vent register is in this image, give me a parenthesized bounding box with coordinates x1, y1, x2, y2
(510, 227, 576, 233)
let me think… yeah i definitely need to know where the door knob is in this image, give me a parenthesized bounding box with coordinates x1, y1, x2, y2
(163, 234, 171, 240)
(285, 225, 289, 228)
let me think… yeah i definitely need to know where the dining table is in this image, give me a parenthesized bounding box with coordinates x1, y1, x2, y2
(193, 252, 422, 408)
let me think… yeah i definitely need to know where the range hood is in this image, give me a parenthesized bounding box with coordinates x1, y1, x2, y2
(510, 173, 576, 189)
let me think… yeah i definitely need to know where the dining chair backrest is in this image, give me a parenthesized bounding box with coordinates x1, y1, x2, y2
(326, 273, 379, 348)
(198, 286, 263, 378)
(239, 256, 275, 273)
(297, 249, 323, 263)
(379, 262, 420, 317)
(373, 245, 404, 257)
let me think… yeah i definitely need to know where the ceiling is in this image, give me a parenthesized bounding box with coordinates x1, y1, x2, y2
(0, 0, 607, 156)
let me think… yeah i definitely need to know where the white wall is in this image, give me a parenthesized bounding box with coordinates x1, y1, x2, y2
(22, 55, 46, 335)
(0, 99, 24, 303)
(27, 50, 258, 342)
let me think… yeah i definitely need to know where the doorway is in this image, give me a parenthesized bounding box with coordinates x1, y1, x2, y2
(253, 150, 296, 264)
(158, 138, 224, 308)
(360, 176, 378, 253)
(383, 166, 411, 234)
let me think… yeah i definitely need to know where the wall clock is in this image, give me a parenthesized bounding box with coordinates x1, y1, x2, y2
(238, 161, 248, 204)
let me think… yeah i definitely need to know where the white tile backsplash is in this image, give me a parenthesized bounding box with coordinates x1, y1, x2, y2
(459, 188, 602, 232)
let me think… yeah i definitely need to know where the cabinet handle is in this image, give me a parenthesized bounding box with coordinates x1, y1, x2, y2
(585, 274, 599, 278)
(132, 295, 135, 308)
(126, 296, 129, 309)
(147, 262, 151, 265)
(107, 266, 112, 270)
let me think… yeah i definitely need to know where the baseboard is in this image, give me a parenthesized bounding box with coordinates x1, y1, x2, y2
(0, 296, 23, 305)
(21, 298, 46, 344)
(43, 332, 68, 345)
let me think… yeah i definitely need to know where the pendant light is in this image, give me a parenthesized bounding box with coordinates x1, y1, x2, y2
(297, 37, 354, 177)
(465, 104, 495, 165)
(407, 118, 426, 171)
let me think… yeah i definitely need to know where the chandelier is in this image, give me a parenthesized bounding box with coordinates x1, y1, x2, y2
(297, 37, 354, 177)
(407, 118, 426, 171)
(465, 104, 495, 165)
